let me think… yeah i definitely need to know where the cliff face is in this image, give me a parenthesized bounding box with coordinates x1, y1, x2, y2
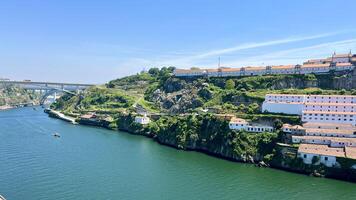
(115, 113, 277, 164)
(329, 69, 356, 89)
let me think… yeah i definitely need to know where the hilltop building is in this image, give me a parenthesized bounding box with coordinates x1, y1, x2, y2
(173, 52, 355, 78)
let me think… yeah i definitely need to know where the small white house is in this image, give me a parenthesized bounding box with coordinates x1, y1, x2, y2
(229, 117, 249, 130)
(229, 117, 274, 133)
(135, 114, 150, 125)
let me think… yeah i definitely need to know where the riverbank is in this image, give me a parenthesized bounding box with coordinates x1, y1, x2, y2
(0, 102, 39, 111)
(0, 105, 13, 111)
(44, 109, 356, 183)
(44, 109, 77, 124)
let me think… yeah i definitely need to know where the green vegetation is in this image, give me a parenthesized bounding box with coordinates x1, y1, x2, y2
(51, 67, 356, 169)
(0, 84, 40, 106)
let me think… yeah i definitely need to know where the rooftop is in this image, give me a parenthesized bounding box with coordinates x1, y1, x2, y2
(305, 128, 355, 135)
(302, 63, 330, 68)
(282, 123, 304, 130)
(345, 146, 356, 159)
(303, 122, 355, 129)
(298, 144, 345, 157)
(230, 117, 248, 124)
(293, 135, 356, 143)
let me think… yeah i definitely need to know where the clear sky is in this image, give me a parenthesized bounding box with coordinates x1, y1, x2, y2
(1, 0, 356, 83)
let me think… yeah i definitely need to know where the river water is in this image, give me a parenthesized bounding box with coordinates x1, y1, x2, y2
(0, 107, 355, 200)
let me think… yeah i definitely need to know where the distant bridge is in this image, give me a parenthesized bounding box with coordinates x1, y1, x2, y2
(0, 80, 94, 91)
(0, 80, 95, 104)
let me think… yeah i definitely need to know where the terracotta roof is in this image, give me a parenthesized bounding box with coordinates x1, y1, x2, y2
(301, 63, 330, 68)
(81, 114, 96, 119)
(335, 62, 353, 67)
(303, 122, 355, 129)
(230, 117, 248, 124)
(345, 147, 356, 159)
(207, 69, 219, 72)
(305, 128, 355, 135)
(282, 124, 304, 130)
(293, 135, 356, 143)
(271, 65, 295, 70)
(306, 58, 331, 63)
(219, 68, 241, 72)
(298, 144, 345, 157)
(174, 69, 206, 73)
(244, 66, 265, 71)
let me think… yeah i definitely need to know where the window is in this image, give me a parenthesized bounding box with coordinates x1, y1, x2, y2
(325, 157, 328, 161)
(304, 154, 307, 158)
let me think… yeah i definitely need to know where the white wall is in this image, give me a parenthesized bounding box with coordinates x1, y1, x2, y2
(262, 102, 303, 115)
(298, 153, 338, 167)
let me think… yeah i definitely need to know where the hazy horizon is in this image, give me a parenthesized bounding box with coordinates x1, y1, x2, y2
(1, 0, 356, 84)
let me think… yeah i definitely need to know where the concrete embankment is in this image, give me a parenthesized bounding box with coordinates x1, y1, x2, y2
(45, 109, 77, 124)
(0, 105, 14, 111)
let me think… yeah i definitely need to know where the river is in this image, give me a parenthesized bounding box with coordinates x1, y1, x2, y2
(0, 107, 355, 200)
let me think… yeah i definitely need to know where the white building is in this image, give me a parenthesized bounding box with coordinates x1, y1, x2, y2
(281, 124, 305, 135)
(173, 52, 355, 78)
(331, 53, 353, 63)
(297, 144, 344, 167)
(262, 94, 356, 126)
(292, 136, 356, 147)
(262, 101, 304, 115)
(304, 128, 356, 138)
(134, 114, 150, 125)
(229, 117, 274, 133)
(229, 117, 249, 130)
(302, 111, 356, 126)
(303, 102, 355, 113)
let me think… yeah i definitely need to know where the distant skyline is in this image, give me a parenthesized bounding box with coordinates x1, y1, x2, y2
(1, 0, 356, 83)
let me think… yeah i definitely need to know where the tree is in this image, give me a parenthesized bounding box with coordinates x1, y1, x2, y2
(247, 103, 260, 114)
(225, 79, 235, 90)
(273, 119, 283, 129)
(339, 89, 346, 95)
(148, 67, 160, 76)
(312, 155, 320, 165)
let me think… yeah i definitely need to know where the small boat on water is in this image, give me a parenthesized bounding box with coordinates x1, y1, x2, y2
(53, 133, 61, 138)
(0, 194, 6, 200)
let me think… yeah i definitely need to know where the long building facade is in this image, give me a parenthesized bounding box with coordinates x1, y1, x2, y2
(262, 94, 356, 126)
(174, 52, 355, 77)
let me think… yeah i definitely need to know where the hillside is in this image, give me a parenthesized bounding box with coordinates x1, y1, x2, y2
(49, 68, 356, 165)
(0, 84, 40, 108)
(53, 67, 356, 115)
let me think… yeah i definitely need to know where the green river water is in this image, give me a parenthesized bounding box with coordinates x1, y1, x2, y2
(0, 107, 355, 200)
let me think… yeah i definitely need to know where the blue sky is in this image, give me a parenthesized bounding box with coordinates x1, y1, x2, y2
(1, 0, 356, 83)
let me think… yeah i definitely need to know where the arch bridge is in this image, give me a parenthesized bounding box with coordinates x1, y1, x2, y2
(0, 80, 94, 105)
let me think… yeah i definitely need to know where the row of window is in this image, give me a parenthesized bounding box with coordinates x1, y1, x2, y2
(304, 113, 354, 117)
(303, 117, 354, 122)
